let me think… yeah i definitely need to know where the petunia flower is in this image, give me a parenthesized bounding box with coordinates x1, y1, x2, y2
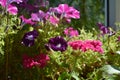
(20, 15, 36, 25)
(0, 0, 22, 15)
(22, 53, 50, 68)
(21, 30, 38, 47)
(22, 54, 35, 68)
(48, 16, 59, 25)
(6, 4, 18, 15)
(68, 40, 104, 53)
(97, 22, 110, 34)
(64, 27, 79, 37)
(31, 10, 46, 22)
(33, 53, 50, 68)
(45, 36, 68, 52)
(56, 4, 80, 19)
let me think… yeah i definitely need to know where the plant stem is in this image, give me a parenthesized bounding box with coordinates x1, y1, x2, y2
(5, 13, 9, 80)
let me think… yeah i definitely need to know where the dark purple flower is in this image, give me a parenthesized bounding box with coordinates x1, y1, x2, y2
(45, 36, 68, 52)
(97, 22, 116, 36)
(21, 30, 38, 47)
(15, 0, 49, 15)
(97, 22, 110, 34)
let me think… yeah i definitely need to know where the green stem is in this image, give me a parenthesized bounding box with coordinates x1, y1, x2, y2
(5, 35, 9, 80)
(5, 13, 9, 80)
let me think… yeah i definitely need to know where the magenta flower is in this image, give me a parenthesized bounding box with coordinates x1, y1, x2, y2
(0, 0, 22, 15)
(22, 54, 35, 68)
(45, 36, 68, 52)
(56, 4, 80, 19)
(6, 5, 18, 15)
(49, 16, 59, 25)
(20, 15, 36, 25)
(21, 30, 38, 47)
(68, 40, 104, 53)
(33, 53, 50, 68)
(64, 27, 79, 37)
(22, 53, 50, 69)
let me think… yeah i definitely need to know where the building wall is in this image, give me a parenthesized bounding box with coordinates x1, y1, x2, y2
(116, 0, 120, 23)
(109, 0, 120, 30)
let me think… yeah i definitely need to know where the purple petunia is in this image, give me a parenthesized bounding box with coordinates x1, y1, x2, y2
(31, 10, 46, 22)
(97, 22, 115, 36)
(97, 22, 110, 34)
(45, 36, 68, 52)
(21, 30, 38, 47)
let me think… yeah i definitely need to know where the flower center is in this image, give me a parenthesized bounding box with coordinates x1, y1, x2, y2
(26, 35, 34, 40)
(56, 43, 61, 48)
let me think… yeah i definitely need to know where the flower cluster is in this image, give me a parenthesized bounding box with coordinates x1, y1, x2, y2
(19, 4, 80, 26)
(68, 40, 104, 53)
(23, 53, 50, 68)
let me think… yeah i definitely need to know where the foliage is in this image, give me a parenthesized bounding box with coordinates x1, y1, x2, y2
(0, 0, 120, 80)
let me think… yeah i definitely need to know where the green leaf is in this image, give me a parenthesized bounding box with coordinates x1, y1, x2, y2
(58, 72, 70, 80)
(71, 71, 80, 80)
(101, 65, 120, 75)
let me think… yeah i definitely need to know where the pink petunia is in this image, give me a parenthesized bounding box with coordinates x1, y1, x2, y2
(49, 16, 59, 25)
(0, 0, 22, 15)
(20, 15, 36, 25)
(7, 5, 18, 15)
(56, 4, 80, 19)
(64, 27, 79, 37)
